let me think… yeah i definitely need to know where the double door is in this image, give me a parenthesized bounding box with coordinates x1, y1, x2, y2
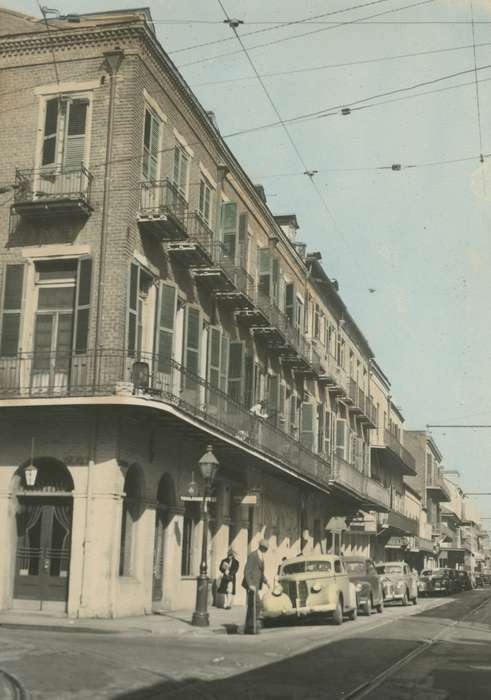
(14, 498, 72, 609)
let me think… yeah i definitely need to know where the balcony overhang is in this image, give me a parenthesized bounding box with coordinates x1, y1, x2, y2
(371, 444, 417, 476)
(12, 197, 92, 219)
(379, 510, 419, 536)
(137, 211, 188, 241)
(426, 483, 451, 502)
(168, 240, 213, 267)
(192, 266, 235, 293)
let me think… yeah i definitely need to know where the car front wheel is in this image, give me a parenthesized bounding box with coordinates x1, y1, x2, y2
(401, 591, 408, 606)
(363, 597, 372, 616)
(376, 598, 384, 613)
(332, 597, 344, 625)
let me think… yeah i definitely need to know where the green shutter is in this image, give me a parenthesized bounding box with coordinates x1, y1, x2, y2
(143, 108, 160, 181)
(301, 403, 314, 450)
(42, 98, 59, 166)
(63, 99, 88, 171)
(258, 248, 271, 297)
(127, 262, 139, 356)
(74, 256, 91, 353)
(220, 202, 238, 261)
(155, 283, 176, 374)
(0, 264, 25, 357)
(279, 383, 286, 431)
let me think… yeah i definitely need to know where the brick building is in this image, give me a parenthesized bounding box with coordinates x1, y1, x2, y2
(0, 7, 412, 618)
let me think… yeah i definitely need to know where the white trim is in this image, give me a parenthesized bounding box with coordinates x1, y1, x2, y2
(34, 80, 100, 96)
(173, 127, 194, 157)
(143, 89, 168, 123)
(133, 250, 159, 277)
(21, 245, 91, 259)
(199, 162, 217, 190)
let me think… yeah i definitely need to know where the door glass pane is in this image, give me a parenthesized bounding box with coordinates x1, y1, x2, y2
(38, 286, 76, 310)
(55, 314, 73, 371)
(33, 315, 53, 369)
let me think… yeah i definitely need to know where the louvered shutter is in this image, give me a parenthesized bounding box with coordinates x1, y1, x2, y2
(228, 340, 244, 402)
(272, 257, 280, 305)
(208, 327, 220, 389)
(335, 420, 347, 459)
(268, 374, 279, 425)
(155, 283, 176, 374)
(42, 98, 59, 166)
(301, 403, 314, 450)
(220, 202, 238, 262)
(324, 409, 331, 456)
(244, 354, 254, 407)
(317, 404, 324, 454)
(238, 212, 249, 269)
(285, 283, 295, 323)
(185, 307, 200, 376)
(279, 383, 286, 431)
(73, 256, 92, 353)
(220, 333, 229, 393)
(258, 248, 271, 297)
(127, 262, 139, 356)
(143, 109, 160, 181)
(63, 99, 88, 171)
(0, 264, 25, 357)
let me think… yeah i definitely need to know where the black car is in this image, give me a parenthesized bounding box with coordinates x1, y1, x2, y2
(429, 568, 455, 595)
(344, 557, 384, 615)
(456, 570, 472, 591)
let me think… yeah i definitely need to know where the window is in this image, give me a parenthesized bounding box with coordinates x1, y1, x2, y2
(199, 177, 213, 225)
(184, 306, 201, 376)
(228, 341, 245, 403)
(119, 466, 143, 577)
(142, 108, 161, 181)
(173, 145, 189, 197)
(127, 262, 155, 357)
(207, 326, 229, 405)
(334, 559, 342, 573)
(301, 403, 314, 450)
(0, 264, 25, 357)
(267, 374, 280, 427)
(314, 304, 320, 339)
(155, 283, 177, 375)
(220, 202, 238, 261)
(335, 419, 347, 459)
(258, 247, 272, 297)
(181, 502, 199, 576)
(285, 283, 295, 323)
(41, 95, 89, 170)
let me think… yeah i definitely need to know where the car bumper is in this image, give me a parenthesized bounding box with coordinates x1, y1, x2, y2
(262, 603, 338, 619)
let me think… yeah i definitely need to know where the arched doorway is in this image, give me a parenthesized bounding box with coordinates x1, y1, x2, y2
(152, 474, 175, 604)
(12, 458, 74, 611)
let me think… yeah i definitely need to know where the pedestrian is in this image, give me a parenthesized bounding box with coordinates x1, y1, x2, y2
(217, 548, 239, 609)
(242, 538, 270, 634)
(250, 399, 269, 419)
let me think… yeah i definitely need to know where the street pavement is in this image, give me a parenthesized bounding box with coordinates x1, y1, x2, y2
(1, 590, 491, 699)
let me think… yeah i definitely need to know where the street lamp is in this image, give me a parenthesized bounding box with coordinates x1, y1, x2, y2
(24, 438, 38, 488)
(191, 445, 219, 627)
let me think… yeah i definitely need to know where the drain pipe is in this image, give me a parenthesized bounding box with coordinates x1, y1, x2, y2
(92, 49, 124, 386)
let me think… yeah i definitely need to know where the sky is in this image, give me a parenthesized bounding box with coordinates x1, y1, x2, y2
(7, 0, 491, 522)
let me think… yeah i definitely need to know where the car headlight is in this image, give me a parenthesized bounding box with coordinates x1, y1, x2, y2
(272, 584, 283, 597)
(311, 583, 322, 593)
(355, 583, 363, 592)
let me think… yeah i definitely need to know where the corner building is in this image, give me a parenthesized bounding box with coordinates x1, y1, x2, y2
(0, 7, 392, 618)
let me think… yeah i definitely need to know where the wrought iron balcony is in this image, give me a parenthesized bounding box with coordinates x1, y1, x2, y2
(318, 353, 349, 396)
(0, 349, 389, 511)
(12, 166, 93, 218)
(379, 509, 418, 536)
(345, 379, 376, 427)
(137, 179, 188, 240)
(371, 429, 417, 475)
(426, 468, 451, 502)
(332, 454, 390, 512)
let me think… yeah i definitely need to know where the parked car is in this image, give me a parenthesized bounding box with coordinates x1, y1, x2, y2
(375, 564, 395, 603)
(455, 570, 472, 591)
(418, 569, 435, 596)
(429, 568, 456, 595)
(344, 557, 384, 615)
(374, 562, 418, 605)
(262, 555, 358, 626)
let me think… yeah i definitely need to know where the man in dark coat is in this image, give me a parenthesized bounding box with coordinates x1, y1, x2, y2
(242, 539, 269, 634)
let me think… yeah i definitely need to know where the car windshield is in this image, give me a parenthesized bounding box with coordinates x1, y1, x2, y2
(345, 561, 366, 574)
(282, 560, 332, 575)
(433, 569, 447, 576)
(421, 570, 433, 576)
(383, 564, 403, 574)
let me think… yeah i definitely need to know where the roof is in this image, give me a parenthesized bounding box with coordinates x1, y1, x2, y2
(0, 6, 40, 34)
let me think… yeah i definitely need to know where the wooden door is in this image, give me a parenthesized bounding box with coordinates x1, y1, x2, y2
(14, 498, 72, 608)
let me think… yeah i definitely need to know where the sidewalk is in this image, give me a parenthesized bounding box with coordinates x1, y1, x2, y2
(0, 604, 247, 637)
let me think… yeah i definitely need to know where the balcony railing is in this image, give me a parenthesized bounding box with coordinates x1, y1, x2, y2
(380, 509, 419, 536)
(138, 179, 188, 240)
(0, 349, 392, 510)
(427, 469, 451, 502)
(371, 429, 416, 475)
(332, 454, 390, 511)
(12, 166, 93, 217)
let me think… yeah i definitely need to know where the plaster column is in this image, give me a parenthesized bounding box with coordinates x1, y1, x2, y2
(0, 493, 16, 611)
(161, 505, 185, 610)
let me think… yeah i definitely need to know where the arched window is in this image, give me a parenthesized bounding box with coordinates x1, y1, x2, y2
(119, 465, 143, 577)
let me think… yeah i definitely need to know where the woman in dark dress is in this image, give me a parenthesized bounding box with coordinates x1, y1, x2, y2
(217, 548, 239, 609)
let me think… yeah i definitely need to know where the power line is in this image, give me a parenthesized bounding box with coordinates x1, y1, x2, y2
(191, 40, 491, 89)
(168, 0, 393, 55)
(37, 2, 60, 84)
(470, 0, 486, 195)
(178, 0, 436, 69)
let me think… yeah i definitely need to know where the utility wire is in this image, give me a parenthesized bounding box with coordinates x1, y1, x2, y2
(168, 0, 393, 55)
(37, 2, 60, 84)
(179, 0, 435, 68)
(470, 0, 486, 195)
(191, 40, 491, 89)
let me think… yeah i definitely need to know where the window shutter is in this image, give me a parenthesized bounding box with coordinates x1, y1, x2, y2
(244, 353, 254, 408)
(73, 256, 92, 354)
(63, 99, 88, 171)
(335, 420, 347, 459)
(301, 403, 314, 450)
(155, 283, 176, 374)
(272, 257, 280, 305)
(220, 202, 238, 262)
(290, 393, 298, 432)
(317, 404, 324, 454)
(238, 212, 249, 268)
(258, 248, 271, 297)
(42, 98, 59, 166)
(0, 264, 25, 357)
(228, 340, 244, 402)
(127, 262, 139, 356)
(324, 409, 331, 456)
(220, 333, 229, 393)
(184, 307, 200, 376)
(143, 109, 160, 181)
(207, 327, 221, 389)
(285, 283, 295, 323)
(279, 383, 286, 430)
(268, 374, 279, 425)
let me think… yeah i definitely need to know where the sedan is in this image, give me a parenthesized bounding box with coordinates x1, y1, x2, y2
(344, 557, 384, 615)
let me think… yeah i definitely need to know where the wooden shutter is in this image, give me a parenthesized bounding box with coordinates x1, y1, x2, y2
(184, 307, 200, 375)
(290, 393, 297, 432)
(272, 257, 280, 305)
(207, 327, 220, 389)
(220, 333, 229, 393)
(285, 283, 295, 323)
(244, 354, 254, 408)
(238, 212, 249, 269)
(268, 374, 279, 425)
(335, 420, 347, 459)
(220, 202, 238, 262)
(42, 97, 59, 166)
(228, 340, 244, 402)
(258, 248, 271, 297)
(143, 108, 160, 181)
(301, 403, 314, 450)
(0, 264, 25, 357)
(73, 256, 92, 353)
(63, 99, 88, 171)
(155, 283, 176, 374)
(127, 262, 139, 356)
(279, 383, 286, 431)
(324, 409, 331, 456)
(317, 404, 324, 454)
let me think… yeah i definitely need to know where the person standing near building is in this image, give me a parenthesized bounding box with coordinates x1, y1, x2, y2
(217, 548, 240, 609)
(242, 539, 270, 634)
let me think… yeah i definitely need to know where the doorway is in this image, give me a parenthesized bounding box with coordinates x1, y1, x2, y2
(152, 474, 175, 606)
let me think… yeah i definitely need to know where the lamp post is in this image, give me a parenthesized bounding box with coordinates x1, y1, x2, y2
(191, 445, 219, 627)
(24, 438, 38, 488)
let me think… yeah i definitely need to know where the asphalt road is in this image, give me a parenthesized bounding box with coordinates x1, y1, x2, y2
(1, 590, 491, 699)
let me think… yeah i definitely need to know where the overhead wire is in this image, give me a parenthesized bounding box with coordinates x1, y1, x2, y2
(178, 0, 436, 68)
(36, 2, 60, 84)
(470, 0, 486, 195)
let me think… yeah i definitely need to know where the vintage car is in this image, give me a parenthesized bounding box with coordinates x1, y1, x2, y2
(374, 562, 418, 605)
(418, 569, 435, 596)
(455, 570, 472, 591)
(428, 568, 456, 595)
(344, 557, 384, 615)
(262, 555, 358, 626)
(375, 564, 395, 602)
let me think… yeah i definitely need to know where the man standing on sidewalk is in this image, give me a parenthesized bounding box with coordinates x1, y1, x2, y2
(242, 539, 270, 634)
